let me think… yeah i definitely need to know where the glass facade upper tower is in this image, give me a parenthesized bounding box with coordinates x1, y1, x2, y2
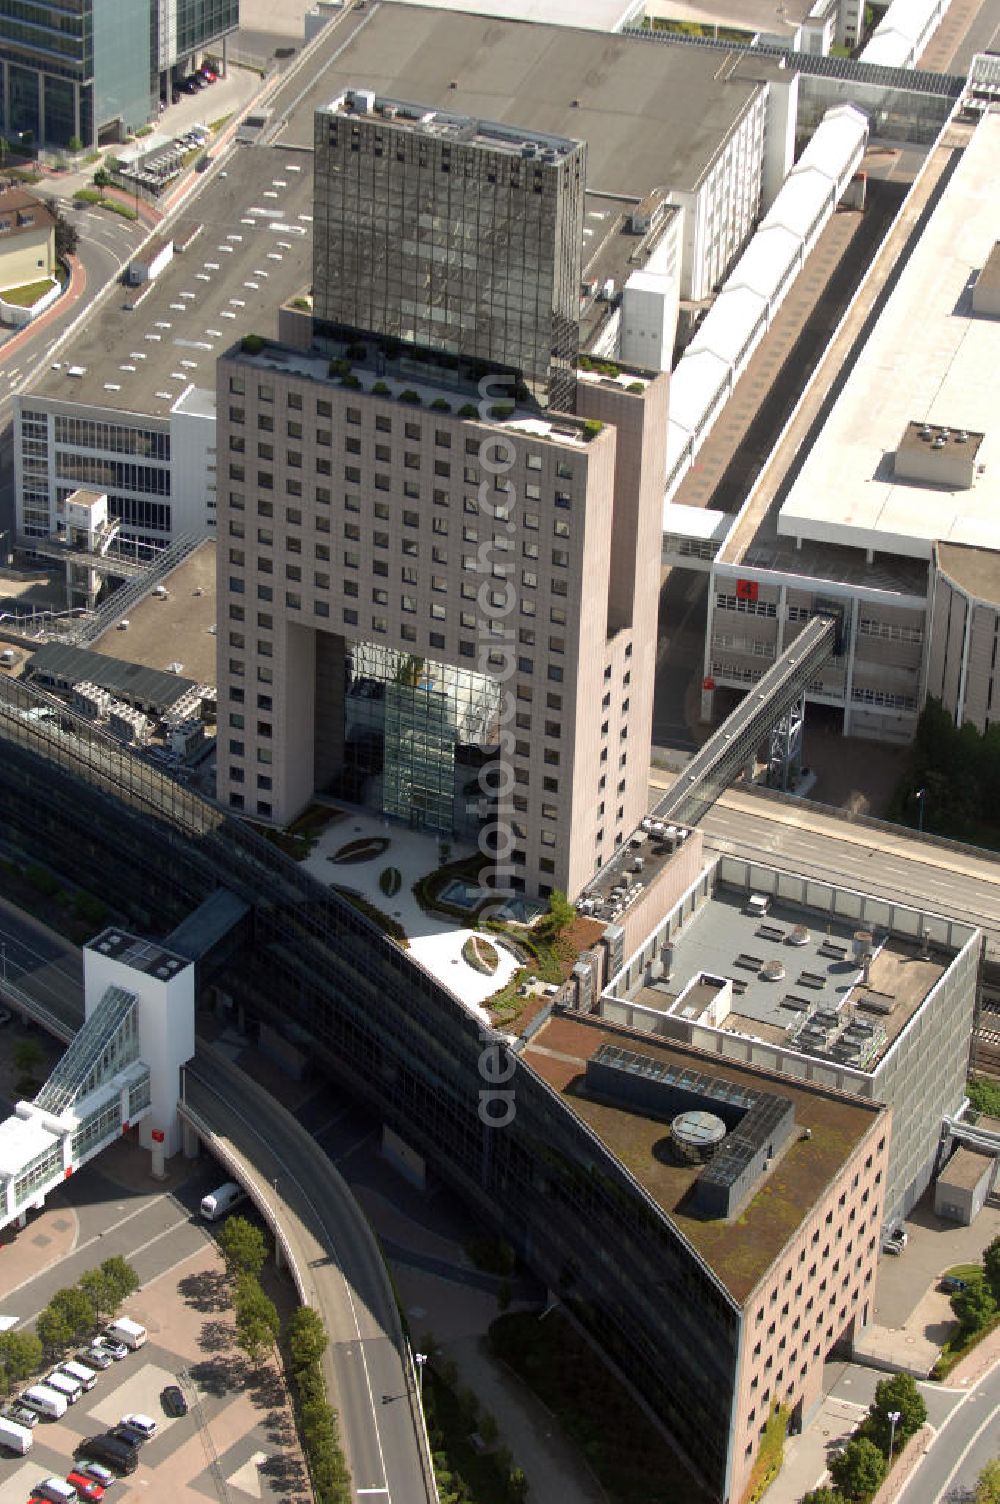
(313, 90, 586, 411)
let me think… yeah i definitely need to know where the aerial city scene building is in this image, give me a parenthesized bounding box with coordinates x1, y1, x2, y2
(0, 2, 998, 1504)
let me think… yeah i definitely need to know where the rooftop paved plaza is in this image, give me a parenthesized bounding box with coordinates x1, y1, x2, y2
(299, 810, 519, 1018)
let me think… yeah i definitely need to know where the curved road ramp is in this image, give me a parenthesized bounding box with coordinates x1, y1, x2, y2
(181, 1045, 437, 1504)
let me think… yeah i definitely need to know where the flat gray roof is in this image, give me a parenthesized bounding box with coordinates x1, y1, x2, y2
(287, 1, 779, 196)
(778, 112, 1000, 560)
(639, 885, 946, 1068)
(89, 539, 218, 686)
(935, 540, 1000, 608)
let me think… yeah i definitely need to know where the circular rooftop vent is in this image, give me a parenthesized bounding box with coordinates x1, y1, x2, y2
(671, 1109, 727, 1164)
(787, 925, 810, 947)
(760, 959, 786, 981)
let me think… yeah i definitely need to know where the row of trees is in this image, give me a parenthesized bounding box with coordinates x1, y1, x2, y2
(36, 1255, 140, 1358)
(803, 1373, 928, 1504)
(0, 1256, 139, 1395)
(889, 698, 1000, 845)
(215, 1215, 349, 1504)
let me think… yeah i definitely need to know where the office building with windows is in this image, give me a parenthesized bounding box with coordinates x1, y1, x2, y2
(312, 98, 586, 411)
(0, 0, 238, 149)
(216, 328, 668, 900)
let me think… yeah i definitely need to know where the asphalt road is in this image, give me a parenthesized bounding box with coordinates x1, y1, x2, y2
(896, 1361, 1000, 1504)
(184, 1052, 433, 1504)
(685, 786, 1000, 959)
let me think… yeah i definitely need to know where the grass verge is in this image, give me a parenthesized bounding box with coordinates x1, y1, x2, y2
(0, 278, 55, 306)
(931, 1313, 1000, 1378)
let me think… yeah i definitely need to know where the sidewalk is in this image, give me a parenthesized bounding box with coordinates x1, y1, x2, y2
(442, 1333, 607, 1504)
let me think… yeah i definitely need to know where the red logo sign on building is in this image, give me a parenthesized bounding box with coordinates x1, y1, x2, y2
(735, 579, 759, 602)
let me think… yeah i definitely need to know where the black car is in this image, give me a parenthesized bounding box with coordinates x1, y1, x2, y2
(109, 1424, 143, 1449)
(161, 1384, 188, 1417)
(77, 1437, 138, 1475)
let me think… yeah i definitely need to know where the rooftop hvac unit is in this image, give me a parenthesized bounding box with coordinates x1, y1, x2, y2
(787, 925, 810, 946)
(760, 959, 786, 981)
(956, 430, 969, 443)
(633, 857, 644, 872)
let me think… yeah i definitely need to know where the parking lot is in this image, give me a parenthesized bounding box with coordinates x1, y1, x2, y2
(0, 1136, 307, 1504)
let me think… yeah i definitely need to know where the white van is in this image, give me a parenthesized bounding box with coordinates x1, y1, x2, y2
(33, 1481, 78, 1504)
(59, 1359, 97, 1391)
(20, 1385, 68, 1419)
(105, 1316, 147, 1350)
(0, 1415, 33, 1454)
(44, 1369, 82, 1403)
(200, 1182, 246, 1221)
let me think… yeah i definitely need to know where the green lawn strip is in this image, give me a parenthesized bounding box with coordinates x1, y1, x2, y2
(488, 1311, 709, 1504)
(945, 1263, 986, 1282)
(0, 278, 56, 306)
(931, 1312, 1000, 1378)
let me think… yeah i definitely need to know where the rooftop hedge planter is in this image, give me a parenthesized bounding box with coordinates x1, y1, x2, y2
(583, 419, 604, 439)
(430, 397, 452, 412)
(372, 381, 390, 395)
(398, 389, 422, 405)
(627, 381, 644, 394)
(328, 357, 351, 378)
(459, 403, 479, 418)
(241, 334, 265, 354)
(340, 373, 361, 388)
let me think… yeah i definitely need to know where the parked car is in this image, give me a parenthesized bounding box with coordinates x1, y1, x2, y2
(66, 1473, 105, 1502)
(94, 1337, 127, 1361)
(72, 1462, 114, 1490)
(107, 1426, 141, 1452)
(1, 1401, 39, 1428)
(940, 1274, 967, 1292)
(160, 1385, 187, 1418)
(119, 1414, 156, 1441)
(77, 1348, 112, 1371)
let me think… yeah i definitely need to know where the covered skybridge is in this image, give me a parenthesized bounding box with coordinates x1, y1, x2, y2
(657, 613, 838, 828)
(0, 984, 152, 1230)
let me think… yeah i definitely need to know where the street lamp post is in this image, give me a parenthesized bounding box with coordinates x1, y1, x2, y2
(887, 1408, 901, 1464)
(915, 787, 926, 833)
(414, 1351, 427, 1402)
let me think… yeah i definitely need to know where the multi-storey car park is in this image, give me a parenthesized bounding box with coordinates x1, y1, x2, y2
(14, 1, 799, 555)
(697, 108, 1000, 743)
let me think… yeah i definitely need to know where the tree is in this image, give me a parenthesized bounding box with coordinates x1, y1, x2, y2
(50, 1285, 95, 1342)
(983, 1236, 1000, 1304)
(285, 1305, 328, 1369)
(14, 1037, 45, 1081)
(217, 1215, 268, 1281)
(42, 196, 78, 260)
(800, 1492, 845, 1504)
(828, 1437, 887, 1502)
(232, 1273, 279, 1361)
(975, 1458, 1000, 1504)
(36, 1305, 72, 1358)
(79, 1268, 117, 1327)
(863, 1372, 927, 1451)
(99, 1255, 140, 1311)
(539, 889, 575, 937)
(952, 1276, 997, 1336)
(0, 1329, 42, 1383)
